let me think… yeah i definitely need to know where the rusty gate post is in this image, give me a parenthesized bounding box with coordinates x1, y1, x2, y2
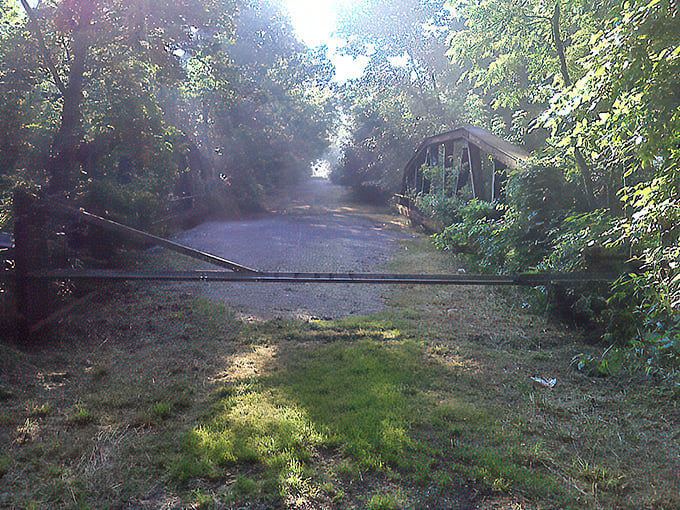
(13, 187, 48, 341)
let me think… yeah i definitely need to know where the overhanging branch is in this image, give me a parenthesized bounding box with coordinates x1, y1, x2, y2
(19, 0, 67, 96)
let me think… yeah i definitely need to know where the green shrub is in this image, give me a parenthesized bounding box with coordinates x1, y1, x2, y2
(432, 165, 576, 274)
(433, 200, 515, 272)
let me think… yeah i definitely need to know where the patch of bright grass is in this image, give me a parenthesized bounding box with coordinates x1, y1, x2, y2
(174, 383, 324, 499)
(272, 338, 433, 473)
(178, 322, 572, 506)
(367, 492, 401, 510)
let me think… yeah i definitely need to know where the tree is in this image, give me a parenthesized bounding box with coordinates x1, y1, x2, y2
(194, 0, 334, 197)
(441, 0, 680, 356)
(14, 0, 238, 196)
(0, 0, 59, 188)
(447, 0, 618, 208)
(333, 0, 463, 195)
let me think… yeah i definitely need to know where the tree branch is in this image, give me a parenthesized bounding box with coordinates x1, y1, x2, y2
(19, 0, 67, 96)
(551, 1, 571, 86)
(550, 0, 597, 209)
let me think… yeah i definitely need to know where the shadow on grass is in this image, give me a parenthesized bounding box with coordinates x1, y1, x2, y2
(173, 318, 574, 508)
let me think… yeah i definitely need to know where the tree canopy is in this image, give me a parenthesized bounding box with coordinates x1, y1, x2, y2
(0, 0, 333, 226)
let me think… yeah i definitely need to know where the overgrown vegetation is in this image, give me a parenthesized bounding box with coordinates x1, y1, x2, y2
(2, 238, 678, 508)
(0, 0, 333, 231)
(4, 0, 678, 378)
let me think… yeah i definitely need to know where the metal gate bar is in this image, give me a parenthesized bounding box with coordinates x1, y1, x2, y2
(47, 201, 258, 274)
(30, 269, 618, 286)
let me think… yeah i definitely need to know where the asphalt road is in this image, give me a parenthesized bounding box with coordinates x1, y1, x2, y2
(170, 178, 415, 320)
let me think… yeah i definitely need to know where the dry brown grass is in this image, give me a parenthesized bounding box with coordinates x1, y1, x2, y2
(389, 236, 680, 509)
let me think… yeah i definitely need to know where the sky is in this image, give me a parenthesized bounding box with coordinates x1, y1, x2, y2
(282, 0, 369, 82)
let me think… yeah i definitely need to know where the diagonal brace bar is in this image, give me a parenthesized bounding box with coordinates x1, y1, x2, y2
(49, 201, 258, 273)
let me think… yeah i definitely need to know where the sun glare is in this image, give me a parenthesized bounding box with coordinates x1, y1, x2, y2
(283, 0, 363, 48)
(283, 0, 368, 82)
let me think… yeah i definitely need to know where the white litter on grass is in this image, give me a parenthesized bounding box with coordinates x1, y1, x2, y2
(531, 376, 557, 388)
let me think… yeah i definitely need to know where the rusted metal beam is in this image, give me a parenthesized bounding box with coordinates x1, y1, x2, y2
(29, 269, 618, 286)
(48, 201, 258, 274)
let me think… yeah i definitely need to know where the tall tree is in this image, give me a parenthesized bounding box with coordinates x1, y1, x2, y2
(17, 0, 237, 194)
(193, 0, 334, 195)
(333, 0, 462, 194)
(447, 0, 615, 207)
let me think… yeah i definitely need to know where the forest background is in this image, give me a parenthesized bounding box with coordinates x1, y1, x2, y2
(1, 0, 679, 374)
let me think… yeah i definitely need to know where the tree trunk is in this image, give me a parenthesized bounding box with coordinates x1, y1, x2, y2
(47, 1, 97, 193)
(19, 0, 66, 95)
(551, 0, 597, 210)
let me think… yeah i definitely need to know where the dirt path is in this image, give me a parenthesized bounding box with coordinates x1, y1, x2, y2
(167, 178, 415, 320)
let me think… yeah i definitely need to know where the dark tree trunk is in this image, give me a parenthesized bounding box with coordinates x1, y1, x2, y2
(47, 1, 97, 193)
(19, 0, 66, 95)
(551, 0, 597, 210)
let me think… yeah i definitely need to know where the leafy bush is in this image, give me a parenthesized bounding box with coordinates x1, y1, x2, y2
(415, 193, 496, 228)
(83, 179, 169, 230)
(433, 200, 513, 272)
(536, 211, 617, 273)
(432, 165, 576, 273)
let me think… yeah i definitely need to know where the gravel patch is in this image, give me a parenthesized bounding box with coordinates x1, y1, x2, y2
(167, 178, 415, 320)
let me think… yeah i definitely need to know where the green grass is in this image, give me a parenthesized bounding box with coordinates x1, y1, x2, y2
(175, 319, 570, 506)
(273, 338, 433, 473)
(367, 492, 402, 510)
(173, 381, 325, 501)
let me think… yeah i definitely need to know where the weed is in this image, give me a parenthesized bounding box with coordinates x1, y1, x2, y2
(151, 402, 172, 420)
(29, 402, 51, 417)
(573, 458, 626, 492)
(190, 489, 215, 509)
(367, 492, 401, 510)
(70, 407, 94, 425)
(233, 475, 258, 495)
